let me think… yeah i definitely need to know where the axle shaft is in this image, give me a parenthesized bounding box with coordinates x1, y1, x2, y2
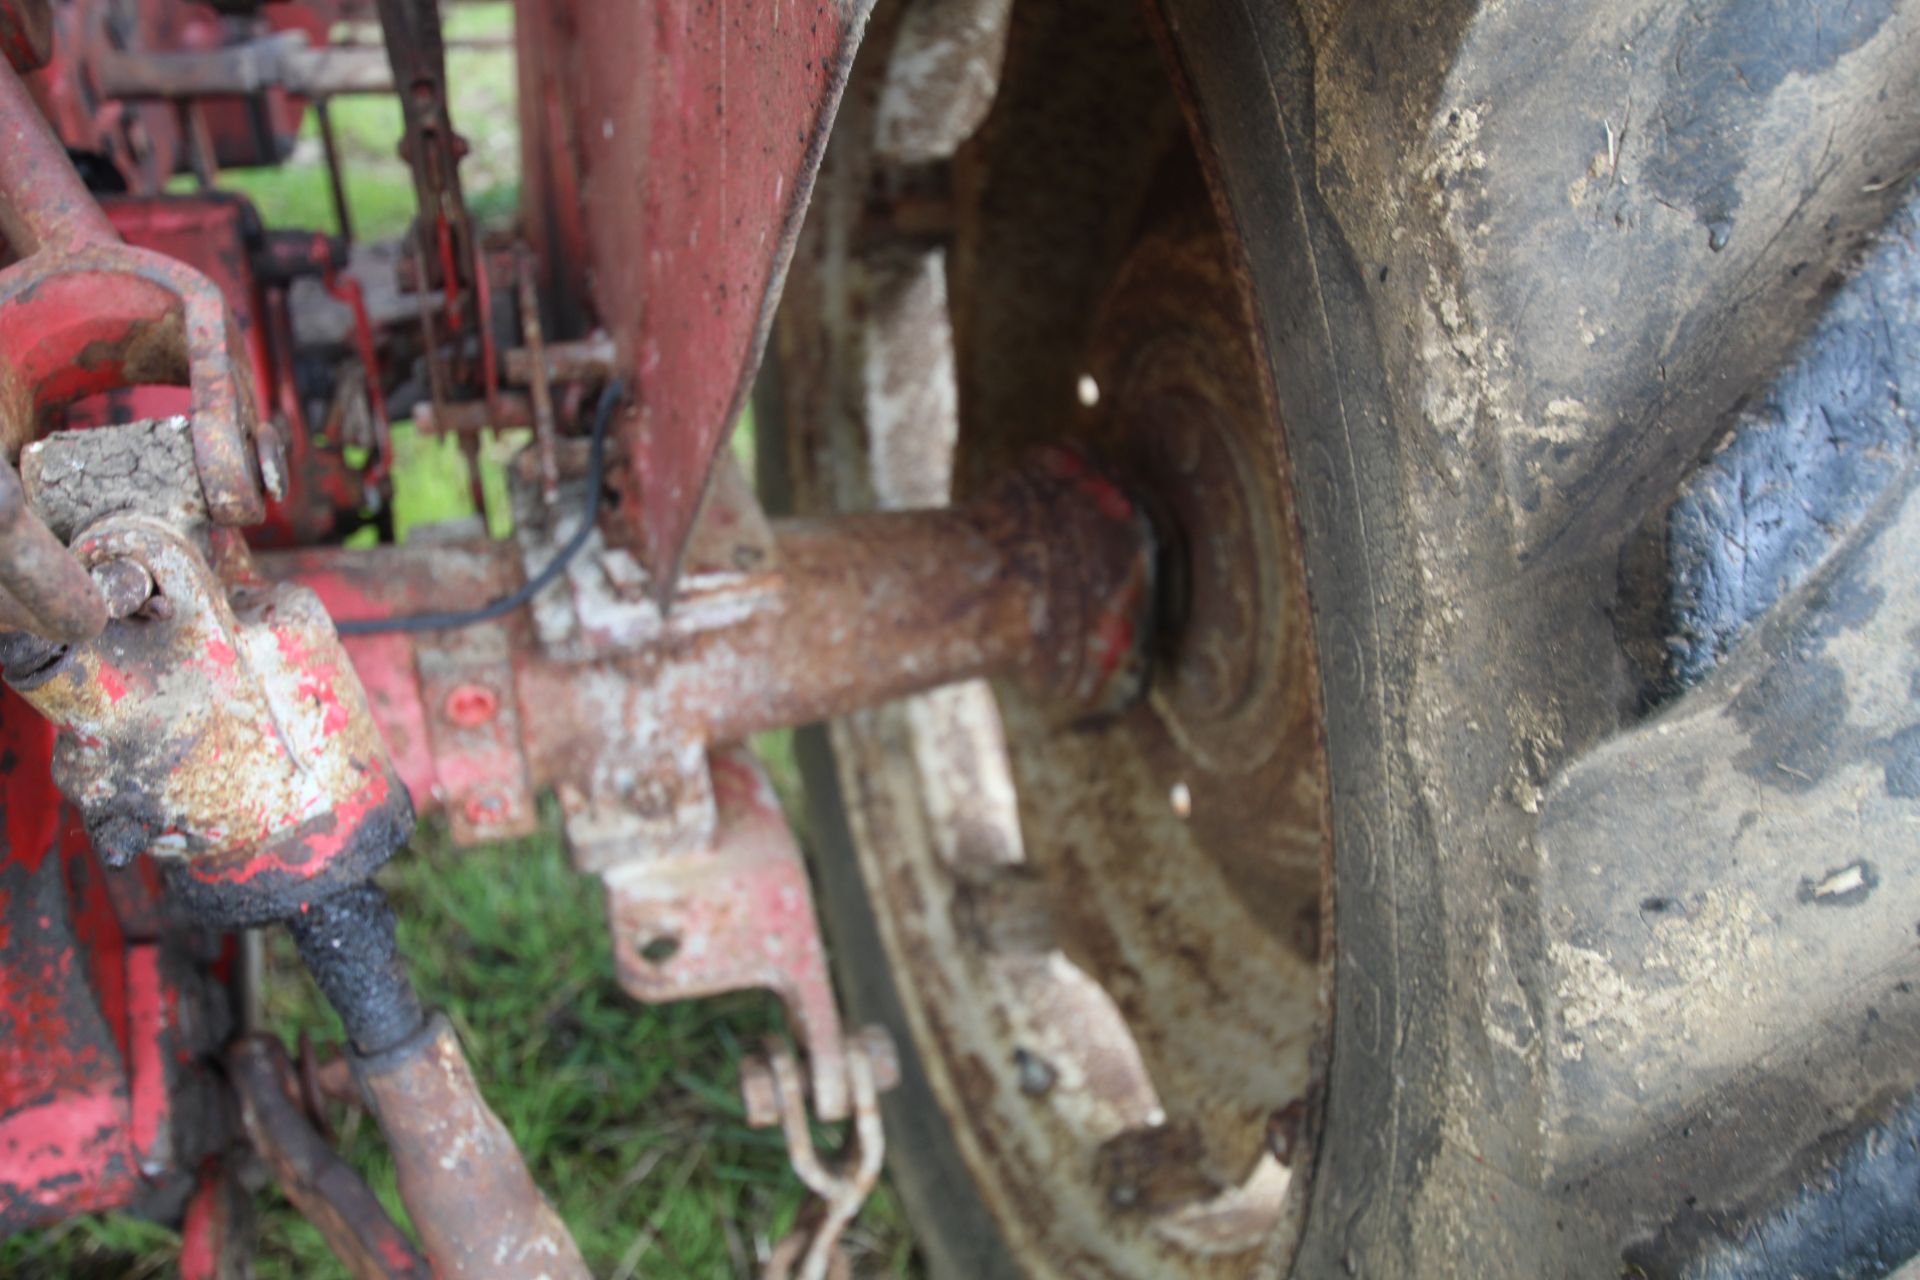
(275, 451, 1155, 838)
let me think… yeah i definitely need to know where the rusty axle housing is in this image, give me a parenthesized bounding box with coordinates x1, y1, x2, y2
(274, 448, 1156, 859)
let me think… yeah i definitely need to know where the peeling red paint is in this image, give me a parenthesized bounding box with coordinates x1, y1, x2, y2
(177, 1167, 222, 1280)
(2, 696, 59, 877)
(0, 1090, 132, 1216)
(0, 832, 141, 1231)
(125, 946, 168, 1169)
(94, 665, 131, 705)
(62, 822, 129, 1066)
(275, 624, 352, 738)
(178, 767, 391, 889)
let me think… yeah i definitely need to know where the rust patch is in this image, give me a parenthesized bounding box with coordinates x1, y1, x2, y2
(7, 500, 411, 928)
(352, 1015, 587, 1280)
(228, 1036, 431, 1280)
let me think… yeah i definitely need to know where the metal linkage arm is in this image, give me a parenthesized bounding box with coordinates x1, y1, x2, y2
(0, 58, 272, 641)
(3, 422, 587, 1280)
(291, 885, 591, 1280)
(94, 33, 396, 99)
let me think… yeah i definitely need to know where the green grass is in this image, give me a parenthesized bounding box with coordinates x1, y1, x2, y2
(4, 800, 919, 1279)
(1, 1215, 181, 1280)
(377, 420, 523, 539)
(240, 803, 918, 1279)
(5, 4, 925, 1274)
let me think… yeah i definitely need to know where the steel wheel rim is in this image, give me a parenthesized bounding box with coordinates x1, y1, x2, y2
(772, 4, 1332, 1273)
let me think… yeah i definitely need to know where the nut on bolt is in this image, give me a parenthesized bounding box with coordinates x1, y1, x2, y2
(90, 559, 154, 619)
(91, 812, 155, 869)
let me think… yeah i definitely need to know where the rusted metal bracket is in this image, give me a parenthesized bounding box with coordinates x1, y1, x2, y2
(603, 748, 883, 1122)
(603, 746, 898, 1275)
(0, 56, 269, 642)
(262, 438, 1154, 1257)
(413, 624, 538, 845)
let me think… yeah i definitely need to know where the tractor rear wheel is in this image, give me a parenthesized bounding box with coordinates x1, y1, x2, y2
(764, 0, 1920, 1275)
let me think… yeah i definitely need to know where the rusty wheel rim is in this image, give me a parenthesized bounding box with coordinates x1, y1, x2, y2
(773, 3, 1331, 1273)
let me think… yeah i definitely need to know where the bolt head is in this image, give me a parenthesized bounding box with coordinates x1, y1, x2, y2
(443, 683, 500, 728)
(461, 791, 510, 827)
(1013, 1047, 1057, 1097)
(91, 814, 152, 869)
(90, 560, 153, 620)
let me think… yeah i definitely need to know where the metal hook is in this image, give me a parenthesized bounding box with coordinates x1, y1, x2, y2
(753, 1030, 889, 1280)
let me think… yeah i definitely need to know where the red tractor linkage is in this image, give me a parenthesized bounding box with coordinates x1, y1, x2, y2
(0, 2, 1154, 1274)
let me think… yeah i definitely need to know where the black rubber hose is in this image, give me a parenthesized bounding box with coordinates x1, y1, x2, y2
(335, 376, 625, 637)
(285, 881, 425, 1057)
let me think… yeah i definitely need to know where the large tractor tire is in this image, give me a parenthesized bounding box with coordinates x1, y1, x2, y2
(763, 0, 1920, 1274)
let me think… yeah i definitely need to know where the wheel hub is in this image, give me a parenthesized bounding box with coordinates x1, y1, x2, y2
(1088, 228, 1311, 779)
